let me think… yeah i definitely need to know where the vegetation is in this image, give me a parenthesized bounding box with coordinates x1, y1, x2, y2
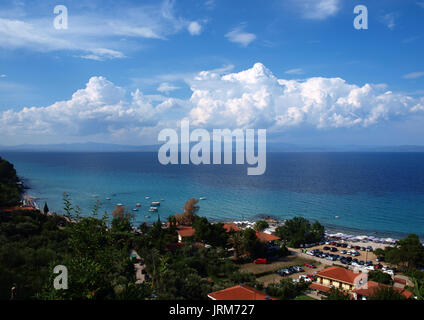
(324, 288, 352, 300)
(253, 220, 269, 232)
(275, 217, 325, 248)
(368, 270, 393, 285)
(368, 286, 407, 300)
(0, 157, 21, 207)
(265, 278, 309, 300)
(374, 234, 424, 270)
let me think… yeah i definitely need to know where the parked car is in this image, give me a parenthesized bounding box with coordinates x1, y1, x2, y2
(294, 266, 304, 272)
(254, 258, 267, 264)
(330, 247, 338, 252)
(304, 263, 316, 268)
(323, 246, 330, 251)
(341, 250, 347, 254)
(383, 269, 394, 276)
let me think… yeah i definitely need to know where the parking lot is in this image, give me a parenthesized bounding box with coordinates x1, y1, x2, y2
(290, 240, 396, 276)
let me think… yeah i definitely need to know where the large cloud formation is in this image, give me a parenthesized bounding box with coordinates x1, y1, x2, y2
(1, 63, 423, 143)
(188, 63, 424, 131)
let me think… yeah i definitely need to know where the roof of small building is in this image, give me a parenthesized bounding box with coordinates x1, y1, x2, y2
(208, 285, 276, 300)
(255, 231, 280, 242)
(316, 266, 362, 285)
(176, 226, 195, 237)
(353, 281, 413, 299)
(309, 283, 333, 293)
(1, 206, 37, 213)
(223, 223, 241, 233)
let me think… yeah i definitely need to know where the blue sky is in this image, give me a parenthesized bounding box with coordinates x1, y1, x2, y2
(0, 0, 423, 146)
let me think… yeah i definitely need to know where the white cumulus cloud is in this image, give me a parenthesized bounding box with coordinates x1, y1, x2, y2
(1, 63, 424, 144)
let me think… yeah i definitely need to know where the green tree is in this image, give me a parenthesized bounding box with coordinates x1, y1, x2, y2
(368, 286, 406, 300)
(275, 217, 324, 248)
(368, 270, 393, 285)
(325, 288, 351, 300)
(43, 202, 49, 215)
(253, 220, 269, 232)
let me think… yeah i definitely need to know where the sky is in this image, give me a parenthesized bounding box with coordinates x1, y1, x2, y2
(0, 0, 423, 146)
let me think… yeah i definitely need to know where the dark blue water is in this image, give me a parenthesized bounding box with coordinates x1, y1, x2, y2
(2, 152, 424, 239)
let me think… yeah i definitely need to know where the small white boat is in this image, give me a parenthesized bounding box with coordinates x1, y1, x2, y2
(106, 197, 111, 200)
(199, 197, 206, 200)
(145, 196, 151, 200)
(116, 203, 124, 206)
(149, 207, 158, 212)
(160, 199, 165, 201)
(132, 208, 139, 212)
(151, 202, 160, 207)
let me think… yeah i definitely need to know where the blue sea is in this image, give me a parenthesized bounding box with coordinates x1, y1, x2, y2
(1, 152, 424, 239)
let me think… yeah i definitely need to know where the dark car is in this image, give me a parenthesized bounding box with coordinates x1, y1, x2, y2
(341, 243, 348, 248)
(330, 247, 338, 252)
(323, 246, 330, 251)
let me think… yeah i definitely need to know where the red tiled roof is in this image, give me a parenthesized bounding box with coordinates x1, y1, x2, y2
(177, 226, 195, 238)
(309, 283, 332, 293)
(223, 223, 241, 233)
(256, 232, 280, 242)
(353, 281, 413, 299)
(316, 266, 361, 285)
(208, 285, 276, 300)
(1, 206, 37, 213)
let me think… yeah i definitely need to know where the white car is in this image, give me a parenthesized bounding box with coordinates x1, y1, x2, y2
(299, 275, 312, 282)
(383, 269, 394, 276)
(365, 265, 375, 271)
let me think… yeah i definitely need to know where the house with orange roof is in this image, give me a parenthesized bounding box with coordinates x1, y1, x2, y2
(255, 231, 280, 243)
(311, 266, 367, 293)
(222, 222, 240, 233)
(207, 285, 276, 300)
(176, 226, 195, 243)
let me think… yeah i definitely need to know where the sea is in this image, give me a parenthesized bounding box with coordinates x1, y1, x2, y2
(1, 151, 424, 239)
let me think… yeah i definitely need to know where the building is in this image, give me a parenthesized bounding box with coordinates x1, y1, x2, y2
(311, 266, 367, 293)
(208, 285, 276, 300)
(176, 226, 195, 243)
(222, 222, 241, 233)
(353, 281, 413, 300)
(255, 231, 280, 243)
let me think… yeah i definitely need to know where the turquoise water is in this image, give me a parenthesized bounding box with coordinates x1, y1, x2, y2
(2, 152, 424, 239)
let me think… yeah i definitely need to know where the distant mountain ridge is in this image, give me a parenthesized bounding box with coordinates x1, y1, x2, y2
(1, 142, 424, 153)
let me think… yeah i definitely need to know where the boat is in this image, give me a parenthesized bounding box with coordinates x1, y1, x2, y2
(132, 208, 139, 212)
(136, 203, 141, 207)
(199, 197, 206, 200)
(145, 196, 151, 200)
(106, 197, 111, 200)
(151, 202, 160, 207)
(116, 203, 124, 206)
(160, 199, 165, 201)
(149, 207, 158, 212)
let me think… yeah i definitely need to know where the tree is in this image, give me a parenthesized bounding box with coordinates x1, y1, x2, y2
(43, 202, 49, 215)
(241, 228, 267, 259)
(275, 217, 324, 248)
(175, 198, 199, 226)
(266, 278, 308, 300)
(253, 220, 269, 232)
(368, 286, 406, 300)
(368, 270, 393, 285)
(374, 234, 424, 270)
(325, 288, 351, 300)
(228, 231, 243, 261)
